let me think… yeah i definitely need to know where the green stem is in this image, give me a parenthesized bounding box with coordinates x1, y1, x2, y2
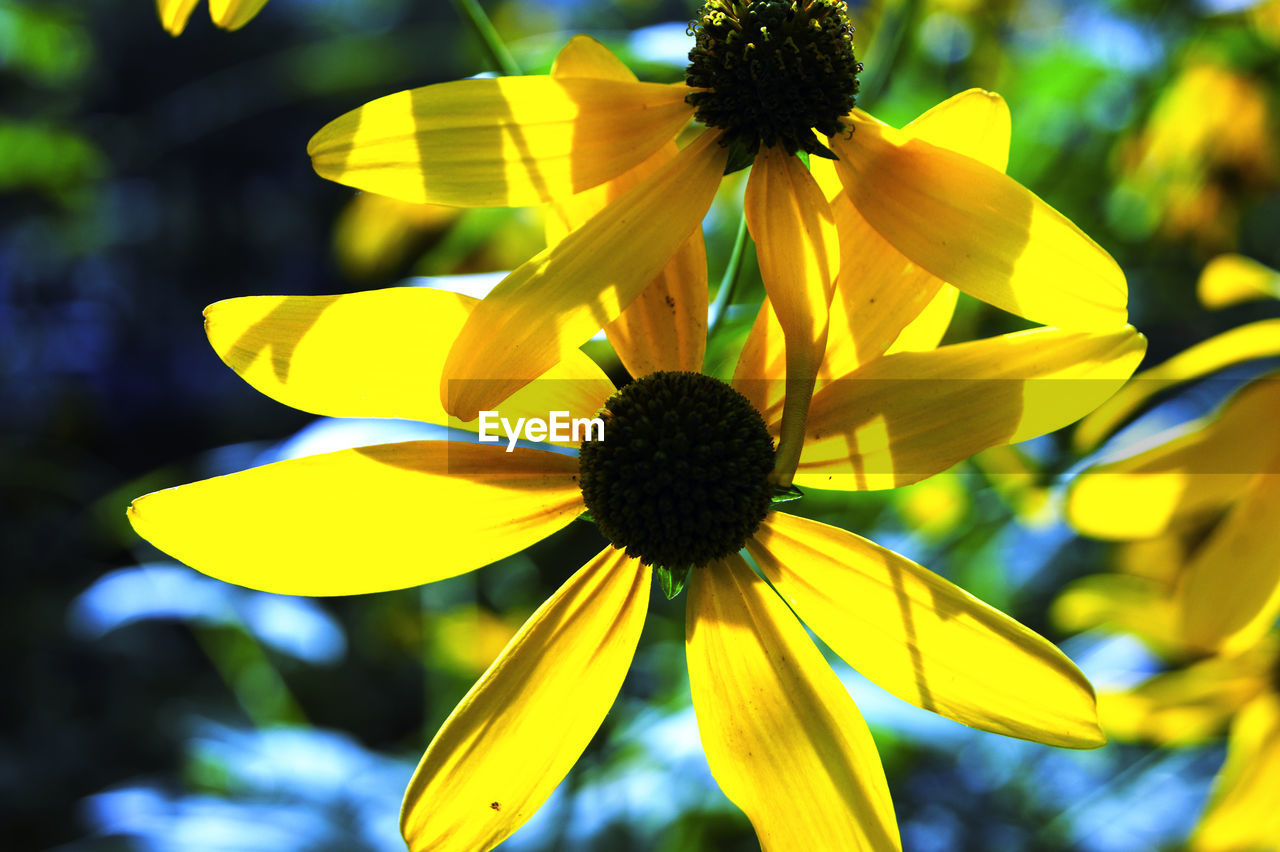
(708, 212, 751, 337)
(857, 0, 921, 107)
(450, 0, 522, 76)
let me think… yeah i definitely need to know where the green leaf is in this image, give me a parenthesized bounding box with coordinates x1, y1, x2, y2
(657, 565, 691, 599)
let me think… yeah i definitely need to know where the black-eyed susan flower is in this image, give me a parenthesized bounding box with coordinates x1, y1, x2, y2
(1065, 256, 1280, 656)
(307, 17, 1130, 484)
(127, 270, 1143, 850)
(155, 0, 267, 35)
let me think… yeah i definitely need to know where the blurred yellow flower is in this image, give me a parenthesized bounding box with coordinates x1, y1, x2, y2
(126, 273, 1142, 851)
(308, 21, 1129, 481)
(155, 0, 267, 35)
(1065, 255, 1280, 656)
(1096, 634, 1280, 852)
(1114, 61, 1278, 250)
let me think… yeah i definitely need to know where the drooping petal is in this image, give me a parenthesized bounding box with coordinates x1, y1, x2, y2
(1177, 469, 1280, 654)
(750, 513, 1106, 748)
(686, 555, 901, 851)
(1074, 321, 1280, 451)
(1198, 253, 1280, 309)
(794, 325, 1147, 490)
(308, 76, 694, 207)
(156, 0, 200, 35)
(826, 92, 1009, 370)
(1192, 693, 1280, 852)
(1068, 378, 1280, 539)
(443, 131, 728, 420)
(204, 288, 614, 446)
(734, 93, 1010, 410)
(208, 0, 268, 30)
(127, 442, 584, 595)
(885, 283, 959, 354)
(833, 117, 1127, 330)
(401, 547, 649, 852)
(1098, 641, 1274, 747)
(545, 37, 708, 377)
(903, 88, 1011, 172)
(745, 146, 838, 484)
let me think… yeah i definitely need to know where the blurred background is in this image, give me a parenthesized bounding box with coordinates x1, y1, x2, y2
(4, 0, 1280, 849)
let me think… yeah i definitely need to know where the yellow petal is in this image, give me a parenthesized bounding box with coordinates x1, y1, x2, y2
(903, 88, 1012, 172)
(1099, 641, 1274, 747)
(750, 513, 1106, 748)
(833, 117, 1127, 330)
(1177, 469, 1280, 654)
(1074, 320, 1280, 451)
(401, 547, 649, 852)
(443, 131, 728, 420)
(687, 555, 901, 851)
(885, 283, 959, 354)
(308, 76, 694, 207)
(156, 0, 200, 35)
(546, 39, 708, 376)
(1068, 378, 1280, 539)
(745, 147, 838, 484)
(1198, 253, 1280, 309)
(204, 288, 614, 446)
(127, 442, 584, 595)
(1192, 693, 1280, 852)
(795, 325, 1147, 490)
(734, 93, 1009, 409)
(208, 0, 268, 30)
(548, 34, 635, 81)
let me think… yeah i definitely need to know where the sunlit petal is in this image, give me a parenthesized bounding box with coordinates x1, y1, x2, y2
(795, 325, 1146, 490)
(745, 146, 838, 483)
(687, 555, 900, 851)
(903, 88, 1011, 172)
(1068, 378, 1280, 539)
(1192, 693, 1280, 852)
(1075, 321, 1280, 451)
(401, 547, 649, 852)
(1177, 469, 1280, 654)
(1099, 641, 1274, 747)
(546, 38, 708, 376)
(204, 288, 614, 446)
(1198, 253, 1280, 309)
(156, 0, 200, 35)
(443, 131, 728, 420)
(208, 0, 268, 30)
(885, 283, 959, 354)
(833, 117, 1127, 330)
(309, 77, 694, 206)
(751, 513, 1105, 747)
(127, 442, 584, 595)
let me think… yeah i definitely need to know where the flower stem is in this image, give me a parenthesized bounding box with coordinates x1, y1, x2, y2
(857, 0, 921, 107)
(450, 0, 522, 76)
(709, 211, 751, 337)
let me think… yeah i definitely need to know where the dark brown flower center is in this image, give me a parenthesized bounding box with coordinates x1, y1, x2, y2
(685, 0, 861, 166)
(577, 372, 775, 573)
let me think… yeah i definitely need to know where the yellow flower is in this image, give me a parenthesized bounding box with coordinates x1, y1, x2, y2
(155, 0, 268, 36)
(126, 273, 1143, 850)
(1113, 61, 1278, 250)
(1092, 635, 1280, 852)
(307, 22, 1130, 482)
(1065, 255, 1280, 656)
